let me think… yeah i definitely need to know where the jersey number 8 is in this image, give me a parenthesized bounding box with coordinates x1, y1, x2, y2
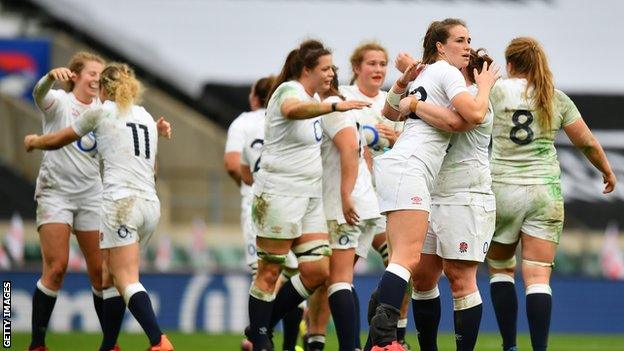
(509, 109, 534, 145)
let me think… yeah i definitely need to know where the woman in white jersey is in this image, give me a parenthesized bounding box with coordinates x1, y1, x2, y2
(396, 49, 496, 351)
(28, 52, 106, 351)
(245, 40, 369, 351)
(302, 69, 380, 351)
(340, 43, 416, 351)
(367, 18, 499, 351)
(25, 63, 174, 351)
(485, 37, 615, 351)
(239, 76, 305, 351)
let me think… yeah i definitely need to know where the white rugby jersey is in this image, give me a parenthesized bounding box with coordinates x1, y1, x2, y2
(34, 84, 102, 199)
(339, 85, 403, 157)
(253, 80, 323, 198)
(382, 60, 468, 180)
(490, 78, 581, 185)
(72, 100, 158, 201)
(240, 108, 266, 176)
(225, 111, 253, 198)
(432, 84, 494, 204)
(320, 96, 380, 222)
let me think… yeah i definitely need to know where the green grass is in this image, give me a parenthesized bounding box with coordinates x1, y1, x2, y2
(11, 332, 624, 350)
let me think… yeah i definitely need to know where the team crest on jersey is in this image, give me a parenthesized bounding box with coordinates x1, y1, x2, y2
(117, 225, 130, 239)
(411, 196, 422, 205)
(270, 225, 282, 234)
(459, 241, 468, 253)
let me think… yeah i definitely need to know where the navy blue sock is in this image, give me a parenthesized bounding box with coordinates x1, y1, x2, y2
(454, 303, 482, 351)
(412, 296, 441, 351)
(490, 281, 518, 350)
(526, 292, 552, 351)
(328, 285, 356, 351)
(93, 291, 104, 330)
(282, 306, 303, 351)
(248, 294, 274, 351)
(127, 291, 162, 346)
(99, 293, 126, 351)
(269, 279, 307, 330)
(306, 334, 326, 351)
(30, 284, 57, 348)
(396, 322, 407, 342)
(352, 286, 362, 349)
(378, 269, 408, 310)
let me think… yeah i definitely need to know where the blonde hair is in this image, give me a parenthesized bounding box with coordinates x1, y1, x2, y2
(349, 41, 388, 84)
(65, 51, 105, 92)
(100, 62, 142, 112)
(505, 37, 554, 130)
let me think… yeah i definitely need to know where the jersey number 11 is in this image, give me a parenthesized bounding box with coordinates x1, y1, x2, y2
(126, 122, 151, 159)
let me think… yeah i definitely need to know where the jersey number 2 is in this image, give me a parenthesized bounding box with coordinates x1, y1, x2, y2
(126, 122, 150, 158)
(509, 110, 534, 145)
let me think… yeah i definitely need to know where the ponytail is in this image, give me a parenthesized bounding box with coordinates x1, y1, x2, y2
(505, 37, 554, 130)
(266, 40, 331, 107)
(100, 62, 142, 112)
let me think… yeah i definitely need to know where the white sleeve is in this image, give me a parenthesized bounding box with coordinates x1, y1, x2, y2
(72, 109, 101, 137)
(224, 114, 246, 153)
(441, 66, 469, 101)
(321, 111, 356, 140)
(240, 147, 250, 166)
(32, 76, 63, 119)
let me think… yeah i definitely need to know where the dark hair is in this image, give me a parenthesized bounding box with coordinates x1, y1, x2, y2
(505, 37, 554, 130)
(253, 75, 275, 107)
(466, 48, 494, 83)
(266, 40, 332, 106)
(327, 66, 345, 100)
(422, 18, 467, 64)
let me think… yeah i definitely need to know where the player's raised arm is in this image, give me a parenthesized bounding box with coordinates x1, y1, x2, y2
(24, 127, 80, 151)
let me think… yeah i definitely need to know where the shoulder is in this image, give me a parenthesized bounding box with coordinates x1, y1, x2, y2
(338, 85, 357, 98)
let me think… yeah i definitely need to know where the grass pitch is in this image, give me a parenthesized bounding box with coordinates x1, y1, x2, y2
(10, 332, 624, 350)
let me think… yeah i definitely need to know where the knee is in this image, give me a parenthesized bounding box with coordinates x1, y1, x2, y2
(256, 263, 282, 289)
(412, 275, 438, 292)
(44, 261, 68, 287)
(300, 262, 330, 289)
(444, 268, 476, 297)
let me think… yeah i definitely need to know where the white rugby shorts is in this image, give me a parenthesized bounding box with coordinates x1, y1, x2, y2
(422, 199, 495, 262)
(36, 193, 101, 232)
(100, 196, 160, 249)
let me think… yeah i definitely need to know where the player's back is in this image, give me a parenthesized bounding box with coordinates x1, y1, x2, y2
(95, 100, 158, 200)
(490, 78, 580, 185)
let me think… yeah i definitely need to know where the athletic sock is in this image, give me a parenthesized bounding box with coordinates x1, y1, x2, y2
(99, 287, 126, 351)
(328, 282, 356, 351)
(92, 287, 104, 330)
(526, 284, 552, 351)
(269, 275, 310, 330)
(282, 305, 303, 351)
(411, 286, 441, 351)
(371, 264, 410, 347)
(396, 318, 408, 342)
(124, 283, 162, 346)
(352, 285, 362, 349)
(490, 274, 518, 350)
(29, 280, 58, 348)
(248, 284, 276, 351)
(453, 291, 483, 351)
(307, 334, 326, 351)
